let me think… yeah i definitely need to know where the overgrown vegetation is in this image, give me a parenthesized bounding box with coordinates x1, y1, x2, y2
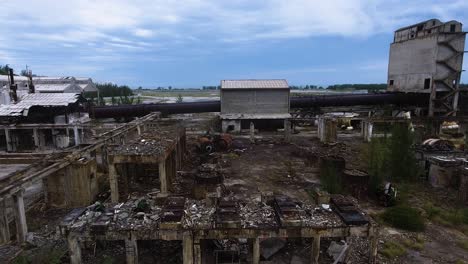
(423, 203, 468, 230)
(382, 205, 426, 231)
(381, 241, 407, 259)
(366, 123, 420, 196)
(319, 158, 343, 194)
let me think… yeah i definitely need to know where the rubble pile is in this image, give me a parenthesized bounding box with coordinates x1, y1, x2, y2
(183, 199, 215, 228)
(113, 138, 168, 155)
(112, 198, 162, 230)
(301, 204, 343, 227)
(239, 202, 276, 228)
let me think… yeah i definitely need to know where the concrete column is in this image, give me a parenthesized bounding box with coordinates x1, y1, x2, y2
(250, 122, 255, 143)
(159, 159, 168, 195)
(12, 189, 27, 243)
(318, 117, 337, 143)
(33, 128, 40, 150)
(183, 232, 194, 264)
(4, 128, 12, 152)
(125, 235, 139, 264)
(284, 119, 291, 142)
(73, 126, 80, 146)
(109, 162, 119, 203)
(194, 239, 202, 264)
(252, 238, 260, 264)
(311, 235, 321, 264)
(67, 234, 82, 264)
(137, 125, 141, 136)
(368, 229, 379, 264)
(362, 121, 374, 142)
(0, 198, 10, 245)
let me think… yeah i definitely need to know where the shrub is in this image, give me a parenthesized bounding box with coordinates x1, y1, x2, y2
(382, 206, 425, 232)
(381, 241, 406, 259)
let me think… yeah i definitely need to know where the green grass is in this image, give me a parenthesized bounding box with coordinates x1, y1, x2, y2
(381, 241, 407, 259)
(423, 203, 468, 233)
(382, 206, 426, 232)
(402, 238, 424, 251)
(458, 239, 468, 251)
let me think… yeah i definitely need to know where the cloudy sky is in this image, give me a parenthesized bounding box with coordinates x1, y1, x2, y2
(0, 0, 467, 87)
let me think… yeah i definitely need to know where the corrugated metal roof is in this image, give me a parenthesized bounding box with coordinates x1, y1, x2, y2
(221, 79, 289, 89)
(35, 83, 72, 92)
(0, 93, 80, 117)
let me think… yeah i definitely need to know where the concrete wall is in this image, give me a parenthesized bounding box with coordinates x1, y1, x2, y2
(45, 159, 99, 208)
(220, 89, 289, 114)
(388, 36, 438, 93)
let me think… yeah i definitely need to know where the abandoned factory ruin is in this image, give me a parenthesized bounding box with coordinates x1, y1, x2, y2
(0, 19, 467, 264)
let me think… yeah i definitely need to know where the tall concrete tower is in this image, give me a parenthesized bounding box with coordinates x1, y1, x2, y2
(388, 19, 466, 116)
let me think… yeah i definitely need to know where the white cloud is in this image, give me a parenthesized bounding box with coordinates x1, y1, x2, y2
(134, 28, 154, 38)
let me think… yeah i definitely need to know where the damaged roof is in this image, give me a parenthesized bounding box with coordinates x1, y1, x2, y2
(221, 79, 289, 89)
(0, 93, 81, 117)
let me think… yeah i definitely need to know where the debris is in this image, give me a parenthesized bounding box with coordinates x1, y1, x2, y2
(327, 241, 349, 262)
(260, 238, 286, 259)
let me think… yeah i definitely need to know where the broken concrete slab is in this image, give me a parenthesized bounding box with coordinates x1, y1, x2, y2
(260, 238, 286, 260)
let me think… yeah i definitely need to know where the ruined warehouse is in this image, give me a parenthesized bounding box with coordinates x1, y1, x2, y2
(0, 18, 467, 264)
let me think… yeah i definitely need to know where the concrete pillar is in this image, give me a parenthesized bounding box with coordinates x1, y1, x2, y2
(125, 235, 139, 264)
(12, 189, 27, 243)
(369, 232, 378, 264)
(318, 117, 337, 143)
(4, 128, 12, 152)
(159, 159, 168, 194)
(362, 121, 374, 142)
(183, 232, 194, 264)
(137, 125, 141, 136)
(33, 128, 40, 150)
(311, 235, 321, 264)
(194, 239, 202, 264)
(109, 162, 119, 203)
(0, 198, 10, 245)
(252, 238, 260, 264)
(284, 119, 291, 142)
(67, 234, 82, 264)
(73, 126, 80, 146)
(250, 122, 255, 143)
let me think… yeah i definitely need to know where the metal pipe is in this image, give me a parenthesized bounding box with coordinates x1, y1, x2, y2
(91, 92, 429, 118)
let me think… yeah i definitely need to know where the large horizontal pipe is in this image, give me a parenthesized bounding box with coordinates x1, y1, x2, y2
(91, 92, 429, 119)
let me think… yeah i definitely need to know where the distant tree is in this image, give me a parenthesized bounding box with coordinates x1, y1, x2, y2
(96, 82, 133, 97)
(0, 65, 9, 75)
(168, 86, 172, 90)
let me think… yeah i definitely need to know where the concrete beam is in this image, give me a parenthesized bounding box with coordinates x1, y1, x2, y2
(12, 189, 27, 243)
(109, 163, 119, 203)
(125, 236, 139, 264)
(183, 232, 193, 264)
(0, 198, 10, 245)
(311, 235, 321, 264)
(67, 234, 82, 264)
(252, 237, 260, 264)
